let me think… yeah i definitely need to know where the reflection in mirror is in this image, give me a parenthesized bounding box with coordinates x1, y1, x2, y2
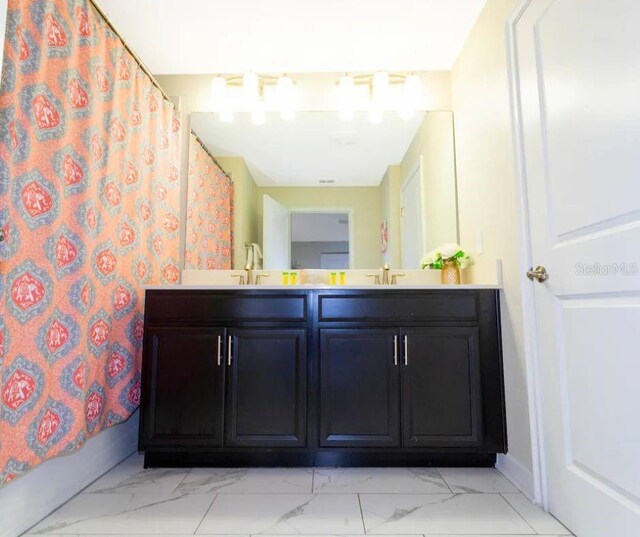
(290, 212, 350, 270)
(189, 110, 458, 270)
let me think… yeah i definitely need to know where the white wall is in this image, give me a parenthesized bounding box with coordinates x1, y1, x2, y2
(451, 0, 535, 496)
(0, 414, 138, 537)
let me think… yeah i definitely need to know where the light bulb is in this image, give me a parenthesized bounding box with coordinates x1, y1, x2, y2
(372, 71, 389, 106)
(251, 100, 266, 125)
(398, 74, 421, 120)
(338, 75, 356, 122)
(211, 76, 227, 110)
(277, 75, 296, 121)
(243, 72, 259, 104)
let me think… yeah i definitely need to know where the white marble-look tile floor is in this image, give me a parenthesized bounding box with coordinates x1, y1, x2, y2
(25, 453, 573, 536)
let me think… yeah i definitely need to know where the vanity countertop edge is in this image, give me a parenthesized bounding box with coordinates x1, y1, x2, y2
(143, 283, 502, 290)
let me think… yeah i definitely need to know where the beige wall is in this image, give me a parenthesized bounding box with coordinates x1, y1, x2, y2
(380, 112, 459, 269)
(452, 0, 533, 492)
(401, 111, 458, 255)
(380, 165, 403, 267)
(216, 157, 260, 269)
(256, 187, 382, 269)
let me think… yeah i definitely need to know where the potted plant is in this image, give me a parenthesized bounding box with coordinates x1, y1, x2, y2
(421, 243, 473, 285)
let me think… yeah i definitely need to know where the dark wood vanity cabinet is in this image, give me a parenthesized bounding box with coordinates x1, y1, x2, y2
(400, 327, 482, 448)
(141, 327, 226, 448)
(140, 288, 506, 467)
(225, 328, 307, 448)
(319, 327, 482, 450)
(320, 328, 400, 448)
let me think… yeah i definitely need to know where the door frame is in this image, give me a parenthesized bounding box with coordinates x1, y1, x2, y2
(400, 156, 425, 267)
(288, 207, 356, 269)
(505, 0, 548, 508)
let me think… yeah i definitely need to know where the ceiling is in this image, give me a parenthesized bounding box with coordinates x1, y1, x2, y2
(190, 111, 426, 187)
(97, 0, 486, 74)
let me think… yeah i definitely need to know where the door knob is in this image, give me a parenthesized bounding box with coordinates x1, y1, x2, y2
(526, 265, 549, 282)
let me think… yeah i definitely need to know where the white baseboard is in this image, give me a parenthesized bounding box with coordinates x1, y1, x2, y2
(0, 411, 139, 537)
(497, 453, 536, 501)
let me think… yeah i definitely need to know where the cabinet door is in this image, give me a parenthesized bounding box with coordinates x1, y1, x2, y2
(225, 329, 306, 447)
(401, 327, 482, 447)
(320, 329, 400, 447)
(141, 327, 225, 448)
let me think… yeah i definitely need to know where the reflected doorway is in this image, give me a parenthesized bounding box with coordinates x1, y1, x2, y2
(290, 212, 351, 270)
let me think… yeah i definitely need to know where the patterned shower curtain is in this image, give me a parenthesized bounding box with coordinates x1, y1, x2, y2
(0, 0, 181, 484)
(184, 133, 233, 270)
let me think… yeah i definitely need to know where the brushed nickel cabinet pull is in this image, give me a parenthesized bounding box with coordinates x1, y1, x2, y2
(227, 335, 232, 366)
(393, 335, 398, 366)
(404, 335, 408, 366)
(217, 335, 222, 366)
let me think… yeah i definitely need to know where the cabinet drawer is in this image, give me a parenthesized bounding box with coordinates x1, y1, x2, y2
(318, 292, 478, 322)
(145, 291, 307, 323)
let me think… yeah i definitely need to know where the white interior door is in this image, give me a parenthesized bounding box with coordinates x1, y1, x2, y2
(262, 194, 290, 269)
(400, 164, 423, 269)
(514, 1, 640, 535)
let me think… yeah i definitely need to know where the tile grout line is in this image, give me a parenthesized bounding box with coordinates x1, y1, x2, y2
(498, 492, 538, 534)
(357, 492, 367, 534)
(171, 467, 194, 494)
(433, 467, 454, 495)
(192, 492, 219, 535)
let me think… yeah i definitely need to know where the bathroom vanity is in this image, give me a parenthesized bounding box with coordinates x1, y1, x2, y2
(139, 286, 506, 467)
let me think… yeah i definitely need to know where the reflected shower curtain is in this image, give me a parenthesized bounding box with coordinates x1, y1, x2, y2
(0, 0, 181, 483)
(184, 133, 233, 270)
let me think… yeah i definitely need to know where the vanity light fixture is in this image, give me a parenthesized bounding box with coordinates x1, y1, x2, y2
(337, 71, 422, 123)
(338, 75, 357, 122)
(398, 74, 422, 120)
(242, 71, 260, 103)
(210, 72, 298, 124)
(251, 99, 266, 125)
(372, 71, 390, 104)
(277, 74, 296, 121)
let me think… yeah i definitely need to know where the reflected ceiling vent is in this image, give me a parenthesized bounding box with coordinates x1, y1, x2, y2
(319, 179, 336, 184)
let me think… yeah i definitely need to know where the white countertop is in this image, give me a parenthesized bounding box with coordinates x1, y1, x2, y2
(143, 284, 501, 290)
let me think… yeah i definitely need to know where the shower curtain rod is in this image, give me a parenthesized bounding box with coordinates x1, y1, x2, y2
(88, 0, 171, 102)
(88, 1, 234, 183)
(190, 130, 233, 182)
